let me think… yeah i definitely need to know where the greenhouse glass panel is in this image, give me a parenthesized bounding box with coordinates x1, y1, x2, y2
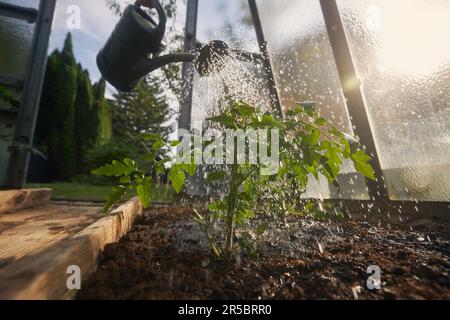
(0, 0, 39, 77)
(257, 0, 369, 200)
(0, 17, 34, 78)
(188, 0, 276, 196)
(1, 0, 39, 9)
(196, 0, 258, 52)
(0, 0, 39, 186)
(337, 0, 450, 201)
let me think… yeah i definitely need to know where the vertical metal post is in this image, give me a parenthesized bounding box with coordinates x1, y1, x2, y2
(248, 0, 284, 118)
(319, 0, 389, 202)
(178, 0, 199, 131)
(8, 0, 57, 188)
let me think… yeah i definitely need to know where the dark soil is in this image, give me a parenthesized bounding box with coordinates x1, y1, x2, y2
(78, 207, 450, 300)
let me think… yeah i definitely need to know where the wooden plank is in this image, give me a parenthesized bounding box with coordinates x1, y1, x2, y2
(0, 204, 102, 264)
(0, 188, 52, 214)
(0, 198, 142, 300)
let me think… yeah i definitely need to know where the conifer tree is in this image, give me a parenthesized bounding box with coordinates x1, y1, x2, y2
(112, 78, 173, 143)
(37, 33, 78, 180)
(93, 78, 113, 144)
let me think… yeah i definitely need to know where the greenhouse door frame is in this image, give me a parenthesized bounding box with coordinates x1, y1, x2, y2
(178, 0, 449, 216)
(0, 0, 56, 189)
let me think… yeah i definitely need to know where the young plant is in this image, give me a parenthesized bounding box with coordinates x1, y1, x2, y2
(93, 133, 196, 212)
(203, 101, 375, 256)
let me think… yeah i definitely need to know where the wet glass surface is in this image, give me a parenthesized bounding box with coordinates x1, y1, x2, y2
(258, 0, 369, 200)
(338, 0, 450, 201)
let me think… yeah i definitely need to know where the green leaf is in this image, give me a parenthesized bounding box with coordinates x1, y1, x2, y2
(286, 106, 305, 117)
(136, 177, 153, 208)
(306, 165, 319, 180)
(239, 191, 252, 203)
(330, 126, 345, 139)
(235, 208, 255, 225)
(257, 115, 286, 129)
(142, 133, 161, 141)
(170, 140, 181, 147)
(322, 141, 343, 179)
(292, 163, 308, 187)
(152, 140, 165, 151)
(351, 150, 376, 180)
(302, 130, 321, 147)
(340, 137, 351, 157)
(315, 117, 326, 126)
(208, 200, 227, 211)
(206, 114, 237, 128)
(103, 186, 128, 213)
(181, 163, 197, 176)
(297, 101, 317, 115)
(144, 153, 156, 162)
(169, 166, 186, 193)
(0, 84, 20, 108)
(207, 171, 226, 182)
(234, 102, 257, 117)
(92, 160, 135, 177)
(119, 175, 131, 184)
(123, 158, 135, 167)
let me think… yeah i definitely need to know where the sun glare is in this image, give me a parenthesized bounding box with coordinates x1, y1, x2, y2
(367, 0, 450, 76)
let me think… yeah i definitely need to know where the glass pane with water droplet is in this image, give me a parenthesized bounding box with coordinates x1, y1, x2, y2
(0, 0, 39, 186)
(0, 16, 34, 78)
(196, 0, 259, 52)
(258, 0, 370, 200)
(1, 0, 39, 9)
(338, 0, 450, 201)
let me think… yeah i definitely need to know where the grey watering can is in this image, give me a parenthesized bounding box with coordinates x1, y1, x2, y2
(97, 0, 232, 92)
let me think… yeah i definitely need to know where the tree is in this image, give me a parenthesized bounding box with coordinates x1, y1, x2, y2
(112, 78, 173, 143)
(93, 78, 113, 144)
(75, 65, 95, 173)
(37, 33, 78, 180)
(36, 33, 113, 180)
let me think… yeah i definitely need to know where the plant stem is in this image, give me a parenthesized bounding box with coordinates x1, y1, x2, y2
(225, 138, 239, 254)
(226, 162, 239, 254)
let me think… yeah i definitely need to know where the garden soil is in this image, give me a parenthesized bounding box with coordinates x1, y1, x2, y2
(78, 207, 450, 300)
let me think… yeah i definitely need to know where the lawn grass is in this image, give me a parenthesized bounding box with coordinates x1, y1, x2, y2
(26, 182, 176, 203)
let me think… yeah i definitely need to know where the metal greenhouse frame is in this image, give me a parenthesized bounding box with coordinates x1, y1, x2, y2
(0, 0, 447, 217)
(0, 0, 56, 189)
(178, 0, 449, 217)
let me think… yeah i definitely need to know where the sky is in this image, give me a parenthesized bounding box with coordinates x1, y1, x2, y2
(47, 0, 257, 98)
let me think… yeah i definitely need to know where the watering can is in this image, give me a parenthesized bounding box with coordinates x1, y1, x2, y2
(97, 0, 232, 92)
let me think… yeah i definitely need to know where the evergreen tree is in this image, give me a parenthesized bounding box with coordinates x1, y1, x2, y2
(37, 33, 78, 180)
(112, 78, 173, 142)
(75, 65, 95, 173)
(36, 33, 114, 180)
(93, 78, 113, 144)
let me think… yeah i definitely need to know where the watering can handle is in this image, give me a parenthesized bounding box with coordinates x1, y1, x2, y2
(135, 0, 167, 34)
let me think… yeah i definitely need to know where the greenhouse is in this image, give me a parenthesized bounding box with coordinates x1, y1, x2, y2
(0, 0, 449, 304)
